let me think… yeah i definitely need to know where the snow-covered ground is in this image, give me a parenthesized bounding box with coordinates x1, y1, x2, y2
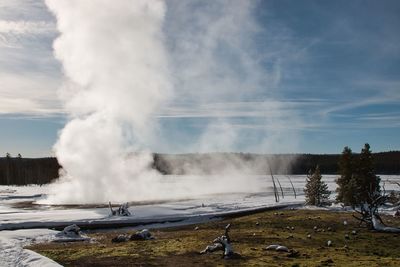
(0, 174, 399, 266)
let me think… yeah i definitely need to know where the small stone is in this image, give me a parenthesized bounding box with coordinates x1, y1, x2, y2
(321, 258, 334, 264)
(344, 245, 349, 249)
(345, 234, 350, 239)
(287, 234, 294, 239)
(274, 212, 279, 216)
(313, 226, 318, 231)
(276, 245, 289, 252)
(327, 240, 332, 247)
(112, 235, 128, 243)
(291, 226, 295, 230)
(287, 250, 300, 258)
(256, 222, 260, 226)
(307, 234, 311, 239)
(327, 227, 332, 231)
(343, 220, 348, 226)
(286, 226, 291, 230)
(194, 226, 199, 230)
(351, 230, 357, 235)
(266, 244, 280, 250)
(253, 233, 256, 236)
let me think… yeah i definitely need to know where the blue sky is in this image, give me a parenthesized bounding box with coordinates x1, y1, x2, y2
(0, 0, 399, 157)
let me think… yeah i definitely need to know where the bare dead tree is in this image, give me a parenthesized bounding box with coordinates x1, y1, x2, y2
(352, 192, 400, 233)
(286, 175, 297, 199)
(200, 224, 240, 259)
(276, 177, 284, 199)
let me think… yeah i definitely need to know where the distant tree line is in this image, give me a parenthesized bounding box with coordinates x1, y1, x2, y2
(0, 150, 399, 185)
(0, 155, 60, 185)
(153, 151, 400, 175)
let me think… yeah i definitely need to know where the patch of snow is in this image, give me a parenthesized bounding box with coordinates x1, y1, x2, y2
(0, 229, 61, 267)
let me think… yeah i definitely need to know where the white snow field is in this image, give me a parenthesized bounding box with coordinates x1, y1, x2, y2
(0, 174, 399, 266)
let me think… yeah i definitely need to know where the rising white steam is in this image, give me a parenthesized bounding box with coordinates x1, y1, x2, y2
(43, 0, 296, 204)
(43, 0, 172, 204)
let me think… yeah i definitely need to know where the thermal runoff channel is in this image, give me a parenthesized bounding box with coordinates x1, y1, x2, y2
(43, 0, 294, 204)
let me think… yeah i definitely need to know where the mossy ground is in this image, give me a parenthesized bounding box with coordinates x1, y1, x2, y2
(27, 209, 400, 266)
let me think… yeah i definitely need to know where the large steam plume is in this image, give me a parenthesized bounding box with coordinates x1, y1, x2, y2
(43, 0, 297, 204)
(43, 0, 172, 204)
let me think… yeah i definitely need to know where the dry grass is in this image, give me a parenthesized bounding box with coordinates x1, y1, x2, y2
(27, 209, 400, 266)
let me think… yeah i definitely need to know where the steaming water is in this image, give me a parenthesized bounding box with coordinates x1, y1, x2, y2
(1, 175, 399, 229)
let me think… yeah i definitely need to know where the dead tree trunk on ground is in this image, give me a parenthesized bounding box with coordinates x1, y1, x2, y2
(200, 224, 240, 259)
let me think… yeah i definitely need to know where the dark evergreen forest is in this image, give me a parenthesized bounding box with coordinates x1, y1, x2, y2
(1, 151, 399, 185)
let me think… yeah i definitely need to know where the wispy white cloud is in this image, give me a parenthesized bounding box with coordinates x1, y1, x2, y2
(0, 72, 62, 115)
(0, 0, 61, 116)
(0, 20, 54, 35)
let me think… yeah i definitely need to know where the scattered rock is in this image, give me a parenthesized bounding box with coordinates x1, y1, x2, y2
(351, 230, 357, 235)
(276, 245, 289, 252)
(265, 244, 280, 250)
(287, 250, 300, 258)
(327, 240, 332, 247)
(287, 234, 294, 239)
(394, 210, 400, 217)
(265, 244, 290, 252)
(313, 226, 318, 231)
(321, 258, 334, 265)
(291, 226, 295, 230)
(345, 234, 350, 240)
(327, 227, 332, 231)
(307, 234, 312, 239)
(130, 229, 154, 240)
(54, 224, 90, 242)
(194, 226, 199, 230)
(343, 220, 348, 226)
(57, 224, 81, 238)
(255, 222, 260, 226)
(112, 235, 128, 243)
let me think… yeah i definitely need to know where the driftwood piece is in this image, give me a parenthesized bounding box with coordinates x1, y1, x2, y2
(352, 194, 400, 233)
(109, 202, 132, 216)
(200, 224, 240, 259)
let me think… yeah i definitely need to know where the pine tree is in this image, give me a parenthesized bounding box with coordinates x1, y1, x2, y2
(336, 146, 356, 205)
(352, 143, 380, 204)
(304, 165, 331, 206)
